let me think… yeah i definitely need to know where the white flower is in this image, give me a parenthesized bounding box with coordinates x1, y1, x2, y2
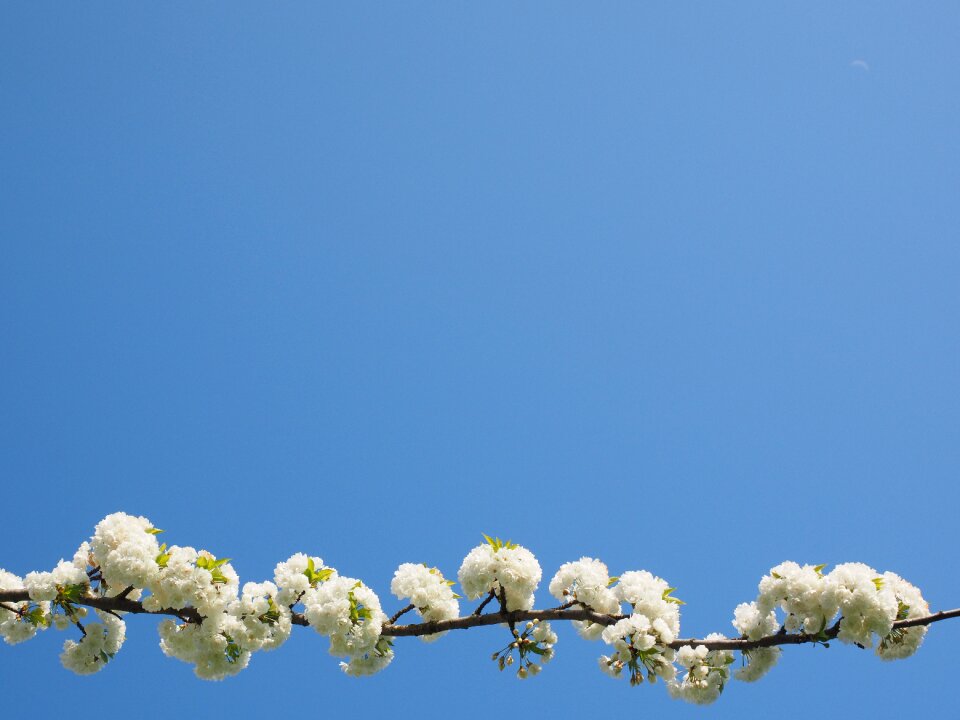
(158, 615, 250, 680)
(757, 561, 833, 634)
(614, 570, 680, 641)
(90, 512, 162, 591)
(822, 563, 897, 647)
(732, 601, 779, 640)
(390, 563, 460, 641)
(339, 644, 394, 676)
(549, 558, 619, 640)
(0, 569, 51, 645)
(458, 541, 541, 611)
(736, 647, 781, 682)
(274, 553, 331, 607)
(143, 547, 239, 617)
(600, 612, 677, 685)
(302, 575, 390, 672)
(60, 611, 126, 675)
(24, 557, 90, 602)
(876, 572, 929, 661)
(224, 581, 292, 652)
(667, 634, 733, 705)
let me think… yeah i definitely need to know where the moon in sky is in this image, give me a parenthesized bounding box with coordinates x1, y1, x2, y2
(851, 59, 870, 71)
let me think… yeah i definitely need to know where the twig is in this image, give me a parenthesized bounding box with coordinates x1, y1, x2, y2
(388, 604, 415, 625)
(473, 590, 496, 616)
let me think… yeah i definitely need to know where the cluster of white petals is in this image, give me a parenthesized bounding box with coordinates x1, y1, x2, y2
(273, 553, 329, 606)
(877, 572, 929, 660)
(599, 613, 677, 685)
(731, 601, 781, 681)
(60, 610, 126, 675)
(142, 546, 240, 616)
(90, 512, 161, 590)
(302, 575, 393, 676)
(520, 620, 558, 678)
(228, 582, 292, 652)
(667, 634, 734, 705)
(390, 563, 460, 641)
(24, 557, 89, 602)
(458, 541, 542, 611)
(594, 569, 683, 686)
(548, 557, 619, 640)
(0, 570, 48, 645)
(615, 571, 681, 639)
(729, 560, 930, 687)
(822, 562, 898, 647)
(159, 616, 250, 679)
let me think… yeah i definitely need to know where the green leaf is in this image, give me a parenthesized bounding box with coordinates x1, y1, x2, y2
(662, 587, 685, 605)
(156, 544, 171, 568)
(196, 554, 231, 584)
(771, 572, 782, 580)
(813, 564, 827, 576)
(25, 605, 50, 628)
(222, 633, 243, 664)
(145, 527, 164, 535)
(57, 584, 87, 603)
(258, 597, 281, 626)
(607, 576, 619, 587)
(872, 577, 885, 591)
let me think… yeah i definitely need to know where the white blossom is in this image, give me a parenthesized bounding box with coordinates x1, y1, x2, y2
(390, 563, 460, 641)
(224, 581, 292, 652)
(458, 541, 541, 612)
(821, 563, 897, 647)
(158, 615, 250, 680)
(90, 512, 161, 591)
(60, 610, 126, 675)
(0, 570, 50, 645)
(142, 546, 239, 617)
(303, 575, 391, 674)
(876, 572, 929, 660)
(274, 553, 331, 607)
(24, 558, 89, 602)
(667, 634, 734, 705)
(600, 613, 677, 686)
(549, 558, 619, 640)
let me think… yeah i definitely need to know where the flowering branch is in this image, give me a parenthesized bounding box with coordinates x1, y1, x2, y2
(0, 514, 952, 705)
(1, 587, 956, 651)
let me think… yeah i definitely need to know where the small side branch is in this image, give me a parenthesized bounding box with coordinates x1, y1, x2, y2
(473, 590, 496, 616)
(388, 604, 415, 625)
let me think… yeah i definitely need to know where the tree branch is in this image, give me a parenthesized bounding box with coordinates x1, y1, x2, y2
(1, 588, 956, 652)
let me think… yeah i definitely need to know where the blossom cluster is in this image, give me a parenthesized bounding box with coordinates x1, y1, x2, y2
(731, 561, 930, 682)
(391, 563, 460, 641)
(458, 536, 542, 611)
(666, 635, 734, 705)
(0, 513, 937, 707)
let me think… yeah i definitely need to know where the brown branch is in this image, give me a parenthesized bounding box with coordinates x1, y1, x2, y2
(1, 588, 957, 652)
(387, 604, 415, 625)
(0, 590, 202, 625)
(473, 589, 496, 616)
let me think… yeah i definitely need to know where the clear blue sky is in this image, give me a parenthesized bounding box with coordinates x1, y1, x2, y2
(2, 3, 958, 717)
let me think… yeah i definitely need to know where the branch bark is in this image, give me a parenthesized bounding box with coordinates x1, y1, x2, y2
(1, 588, 957, 652)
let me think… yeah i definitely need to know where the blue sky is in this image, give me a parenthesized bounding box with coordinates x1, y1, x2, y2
(1, 3, 958, 717)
